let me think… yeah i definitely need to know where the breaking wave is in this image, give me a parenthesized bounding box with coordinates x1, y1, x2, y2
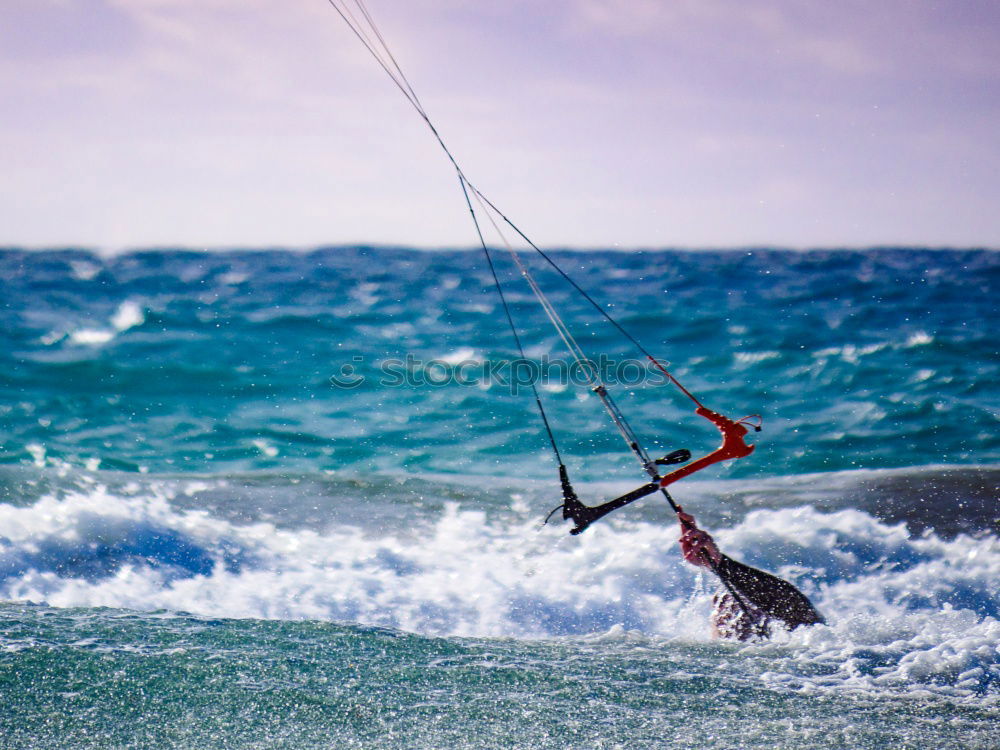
(1, 473, 997, 702)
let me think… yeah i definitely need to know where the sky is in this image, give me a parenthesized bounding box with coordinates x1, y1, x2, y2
(1, 0, 999, 250)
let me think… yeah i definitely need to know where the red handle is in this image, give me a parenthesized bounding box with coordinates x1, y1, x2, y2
(658, 406, 756, 488)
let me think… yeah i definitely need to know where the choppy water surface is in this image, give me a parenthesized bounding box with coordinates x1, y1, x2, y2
(1, 247, 997, 748)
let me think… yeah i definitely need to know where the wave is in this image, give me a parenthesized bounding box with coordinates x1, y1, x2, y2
(3, 462, 996, 535)
(1, 468, 997, 702)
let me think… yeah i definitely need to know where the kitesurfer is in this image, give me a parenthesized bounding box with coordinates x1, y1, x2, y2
(327, 0, 822, 644)
(677, 508, 824, 640)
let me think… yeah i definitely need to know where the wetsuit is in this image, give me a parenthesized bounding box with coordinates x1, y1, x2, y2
(712, 555, 825, 641)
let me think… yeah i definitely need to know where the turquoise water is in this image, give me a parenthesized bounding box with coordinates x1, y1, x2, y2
(3, 606, 997, 750)
(2, 247, 996, 478)
(1, 247, 998, 748)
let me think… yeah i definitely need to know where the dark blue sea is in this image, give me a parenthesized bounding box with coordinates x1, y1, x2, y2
(1, 246, 997, 748)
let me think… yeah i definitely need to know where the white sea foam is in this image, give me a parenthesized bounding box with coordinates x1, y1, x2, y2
(906, 331, 934, 347)
(111, 300, 145, 331)
(69, 259, 102, 281)
(437, 347, 479, 365)
(454, 303, 494, 314)
(0, 487, 996, 702)
(26, 443, 46, 467)
(218, 271, 248, 285)
(69, 328, 115, 345)
(251, 439, 279, 458)
(734, 350, 781, 365)
(811, 342, 888, 364)
(66, 300, 145, 346)
(350, 282, 380, 307)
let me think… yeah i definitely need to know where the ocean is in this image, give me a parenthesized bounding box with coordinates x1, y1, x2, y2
(1, 246, 997, 748)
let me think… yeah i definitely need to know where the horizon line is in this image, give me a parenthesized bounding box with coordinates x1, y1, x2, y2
(2, 243, 997, 257)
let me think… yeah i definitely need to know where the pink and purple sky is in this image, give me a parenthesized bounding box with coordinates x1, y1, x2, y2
(2, 0, 998, 250)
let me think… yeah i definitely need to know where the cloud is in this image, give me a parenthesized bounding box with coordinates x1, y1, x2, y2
(0, 0, 998, 248)
(0, 0, 139, 61)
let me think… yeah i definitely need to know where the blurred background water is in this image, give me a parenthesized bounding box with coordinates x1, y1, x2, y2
(0, 246, 997, 749)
